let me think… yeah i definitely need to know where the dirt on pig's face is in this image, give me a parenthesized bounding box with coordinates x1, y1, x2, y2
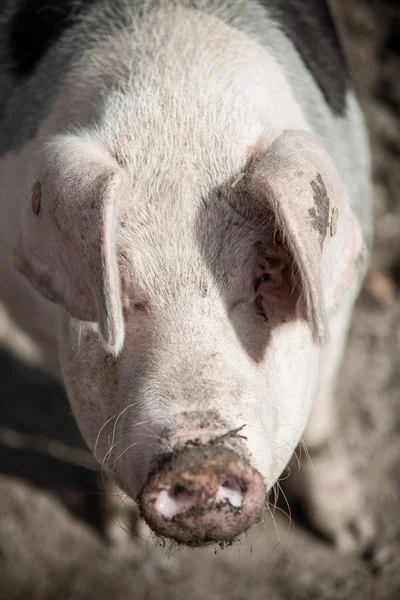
(58, 178, 319, 523)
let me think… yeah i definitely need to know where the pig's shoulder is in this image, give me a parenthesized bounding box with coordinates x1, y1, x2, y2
(254, 0, 349, 116)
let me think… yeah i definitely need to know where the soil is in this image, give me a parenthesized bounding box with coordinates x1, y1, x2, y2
(1, 1, 400, 598)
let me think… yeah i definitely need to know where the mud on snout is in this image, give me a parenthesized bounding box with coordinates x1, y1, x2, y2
(138, 443, 266, 546)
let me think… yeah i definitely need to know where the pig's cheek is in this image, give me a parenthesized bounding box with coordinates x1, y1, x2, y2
(59, 316, 120, 457)
(258, 322, 320, 483)
(229, 303, 271, 363)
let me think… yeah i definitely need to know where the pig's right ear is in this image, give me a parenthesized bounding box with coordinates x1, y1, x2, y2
(14, 133, 126, 355)
(249, 130, 365, 345)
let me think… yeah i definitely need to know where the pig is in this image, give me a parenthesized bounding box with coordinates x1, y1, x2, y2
(0, 0, 373, 550)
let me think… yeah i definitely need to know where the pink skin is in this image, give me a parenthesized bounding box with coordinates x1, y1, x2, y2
(11, 102, 363, 547)
(0, 3, 369, 548)
(32, 129, 360, 545)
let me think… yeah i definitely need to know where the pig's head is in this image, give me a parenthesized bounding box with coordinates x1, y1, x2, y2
(14, 129, 364, 545)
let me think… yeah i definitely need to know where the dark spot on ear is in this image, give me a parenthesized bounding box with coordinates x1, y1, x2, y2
(9, 0, 97, 79)
(308, 173, 330, 248)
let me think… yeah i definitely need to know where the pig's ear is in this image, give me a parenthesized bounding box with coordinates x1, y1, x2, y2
(250, 130, 366, 344)
(14, 133, 125, 355)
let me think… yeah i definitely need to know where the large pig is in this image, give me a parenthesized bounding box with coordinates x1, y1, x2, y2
(0, 0, 373, 549)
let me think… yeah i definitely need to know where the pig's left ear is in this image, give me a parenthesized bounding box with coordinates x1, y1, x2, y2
(249, 130, 366, 344)
(14, 133, 125, 355)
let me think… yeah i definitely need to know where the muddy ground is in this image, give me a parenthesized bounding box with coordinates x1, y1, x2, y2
(1, 1, 400, 598)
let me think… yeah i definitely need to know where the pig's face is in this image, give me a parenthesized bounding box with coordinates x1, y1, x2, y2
(61, 188, 318, 487)
(15, 130, 364, 544)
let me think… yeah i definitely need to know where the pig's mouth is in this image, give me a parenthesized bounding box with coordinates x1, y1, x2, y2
(138, 444, 266, 546)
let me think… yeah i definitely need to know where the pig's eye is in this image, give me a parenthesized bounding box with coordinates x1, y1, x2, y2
(253, 264, 283, 292)
(252, 266, 283, 322)
(132, 302, 149, 312)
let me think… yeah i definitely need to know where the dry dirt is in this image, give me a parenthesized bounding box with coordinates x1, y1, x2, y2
(1, 1, 400, 598)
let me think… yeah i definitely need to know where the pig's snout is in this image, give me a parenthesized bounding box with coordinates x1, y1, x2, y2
(139, 445, 266, 544)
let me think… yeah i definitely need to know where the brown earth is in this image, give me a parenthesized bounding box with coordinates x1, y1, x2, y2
(1, 1, 400, 598)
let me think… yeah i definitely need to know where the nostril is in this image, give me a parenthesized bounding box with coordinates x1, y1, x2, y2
(222, 478, 243, 494)
(170, 484, 189, 500)
(155, 484, 194, 519)
(216, 478, 243, 508)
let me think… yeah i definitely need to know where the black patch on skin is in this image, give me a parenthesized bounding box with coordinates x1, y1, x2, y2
(308, 173, 330, 248)
(9, 0, 97, 78)
(263, 0, 349, 114)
